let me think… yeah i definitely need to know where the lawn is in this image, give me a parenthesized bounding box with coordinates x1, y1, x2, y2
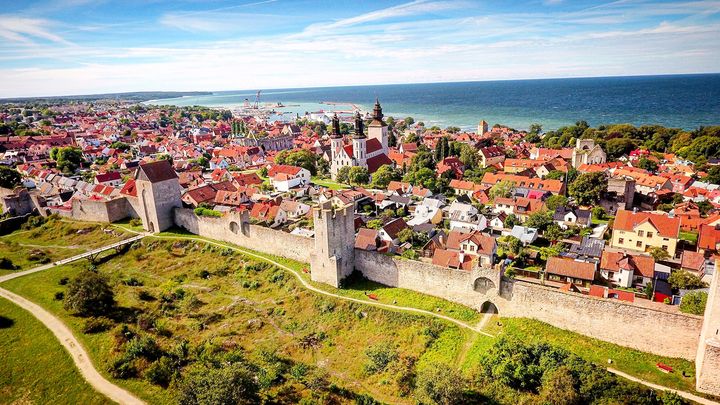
(311, 176, 350, 190)
(0, 297, 109, 404)
(0, 217, 132, 274)
(680, 231, 699, 244)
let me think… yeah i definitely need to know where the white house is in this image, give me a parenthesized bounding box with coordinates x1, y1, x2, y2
(268, 164, 311, 192)
(407, 198, 443, 226)
(279, 199, 311, 219)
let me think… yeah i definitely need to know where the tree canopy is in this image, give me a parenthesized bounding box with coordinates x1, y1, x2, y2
(569, 172, 607, 206)
(63, 270, 115, 316)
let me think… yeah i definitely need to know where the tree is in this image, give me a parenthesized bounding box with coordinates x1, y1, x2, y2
(648, 246, 670, 262)
(591, 206, 606, 221)
(525, 210, 553, 232)
(347, 166, 369, 185)
(414, 363, 466, 405)
(63, 270, 115, 316)
(0, 166, 21, 189)
(388, 131, 397, 148)
(397, 228, 414, 244)
(50, 146, 84, 174)
(544, 224, 564, 243)
(545, 170, 565, 180)
(275, 150, 319, 175)
(528, 123, 542, 135)
(489, 180, 514, 200)
(605, 138, 636, 159)
(540, 366, 579, 405)
(503, 214, 518, 229)
(371, 165, 400, 189)
(668, 270, 707, 290)
(179, 363, 259, 405)
(679, 291, 708, 315)
(569, 172, 607, 206)
(336, 166, 351, 184)
(544, 195, 568, 211)
(366, 219, 383, 230)
(704, 166, 720, 185)
(636, 157, 658, 172)
(404, 117, 415, 126)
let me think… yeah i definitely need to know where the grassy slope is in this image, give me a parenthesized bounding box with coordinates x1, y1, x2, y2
(2, 238, 477, 404)
(0, 218, 131, 275)
(0, 297, 109, 404)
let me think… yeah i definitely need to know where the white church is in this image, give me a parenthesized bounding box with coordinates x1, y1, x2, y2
(330, 99, 392, 179)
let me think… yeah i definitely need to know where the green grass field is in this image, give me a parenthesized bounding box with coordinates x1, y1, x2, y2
(0, 297, 109, 404)
(0, 217, 131, 275)
(679, 231, 699, 243)
(311, 176, 350, 190)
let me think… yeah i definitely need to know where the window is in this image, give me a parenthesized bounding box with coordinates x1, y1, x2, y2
(663, 238, 669, 241)
(638, 230, 644, 237)
(647, 232, 653, 238)
(619, 238, 624, 244)
(636, 241, 642, 248)
(662, 245, 668, 251)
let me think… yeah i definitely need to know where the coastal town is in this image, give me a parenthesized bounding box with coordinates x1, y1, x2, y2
(1, 98, 718, 316)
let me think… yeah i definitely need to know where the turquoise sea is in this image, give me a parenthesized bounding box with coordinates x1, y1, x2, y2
(147, 74, 720, 131)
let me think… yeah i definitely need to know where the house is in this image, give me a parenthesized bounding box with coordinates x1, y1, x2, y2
(698, 223, 720, 254)
(481, 172, 565, 195)
(611, 210, 681, 257)
(445, 229, 496, 267)
(488, 213, 507, 232)
(492, 197, 544, 222)
(680, 250, 706, 276)
(268, 164, 311, 192)
(545, 256, 597, 288)
(588, 285, 635, 302)
(94, 171, 122, 187)
(449, 179, 482, 197)
(478, 146, 505, 168)
(431, 248, 475, 270)
(436, 157, 464, 178)
(567, 236, 605, 261)
(278, 199, 311, 219)
(407, 198, 443, 226)
(355, 228, 381, 251)
(599, 251, 655, 288)
(249, 202, 287, 227)
(510, 225, 538, 245)
(378, 217, 409, 245)
(553, 206, 592, 229)
(446, 201, 487, 232)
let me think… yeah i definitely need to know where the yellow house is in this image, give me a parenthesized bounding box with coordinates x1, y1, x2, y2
(611, 210, 681, 257)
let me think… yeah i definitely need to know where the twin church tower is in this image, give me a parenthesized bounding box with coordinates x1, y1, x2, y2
(329, 99, 391, 179)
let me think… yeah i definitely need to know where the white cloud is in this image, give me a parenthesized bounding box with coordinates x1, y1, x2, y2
(0, 16, 72, 45)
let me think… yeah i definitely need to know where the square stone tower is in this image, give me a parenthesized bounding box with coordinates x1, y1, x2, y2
(135, 160, 182, 233)
(310, 200, 356, 287)
(696, 262, 720, 396)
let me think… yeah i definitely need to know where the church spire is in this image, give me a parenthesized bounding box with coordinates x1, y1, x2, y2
(330, 113, 341, 139)
(353, 111, 365, 139)
(373, 98, 383, 121)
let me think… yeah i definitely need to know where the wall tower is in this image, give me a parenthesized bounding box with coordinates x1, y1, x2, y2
(135, 160, 182, 233)
(310, 200, 356, 287)
(696, 262, 720, 395)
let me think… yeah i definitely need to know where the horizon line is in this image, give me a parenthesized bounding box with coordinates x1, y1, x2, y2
(4, 71, 720, 100)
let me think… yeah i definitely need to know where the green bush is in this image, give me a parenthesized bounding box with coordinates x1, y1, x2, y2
(125, 335, 162, 361)
(414, 363, 466, 405)
(63, 270, 116, 316)
(145, 356, 175, 387)
(82, 317, 114, 334)
(107, 356, 136, 379)
(194, 207, 222, 217)
(364, 342, 398, 374)
(129, 218, 142, 227)
(178, 363, 259, 405)
(680, 291, 708, 315)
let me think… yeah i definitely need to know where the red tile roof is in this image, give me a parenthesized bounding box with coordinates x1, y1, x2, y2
(600, 251, 655, 278)
(613, 210, 680, 238)
(546, 256, 596, 281)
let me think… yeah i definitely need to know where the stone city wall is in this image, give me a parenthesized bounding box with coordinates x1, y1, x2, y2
(354, 248, 702, 360)
(173, 208, 313, 263)
(50, 197, 130, 223)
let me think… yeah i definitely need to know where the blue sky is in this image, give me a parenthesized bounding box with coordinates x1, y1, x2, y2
(1, 0, 719, 97)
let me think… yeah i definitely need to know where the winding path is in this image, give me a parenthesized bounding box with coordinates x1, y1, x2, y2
(0, 241, 147, 405)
